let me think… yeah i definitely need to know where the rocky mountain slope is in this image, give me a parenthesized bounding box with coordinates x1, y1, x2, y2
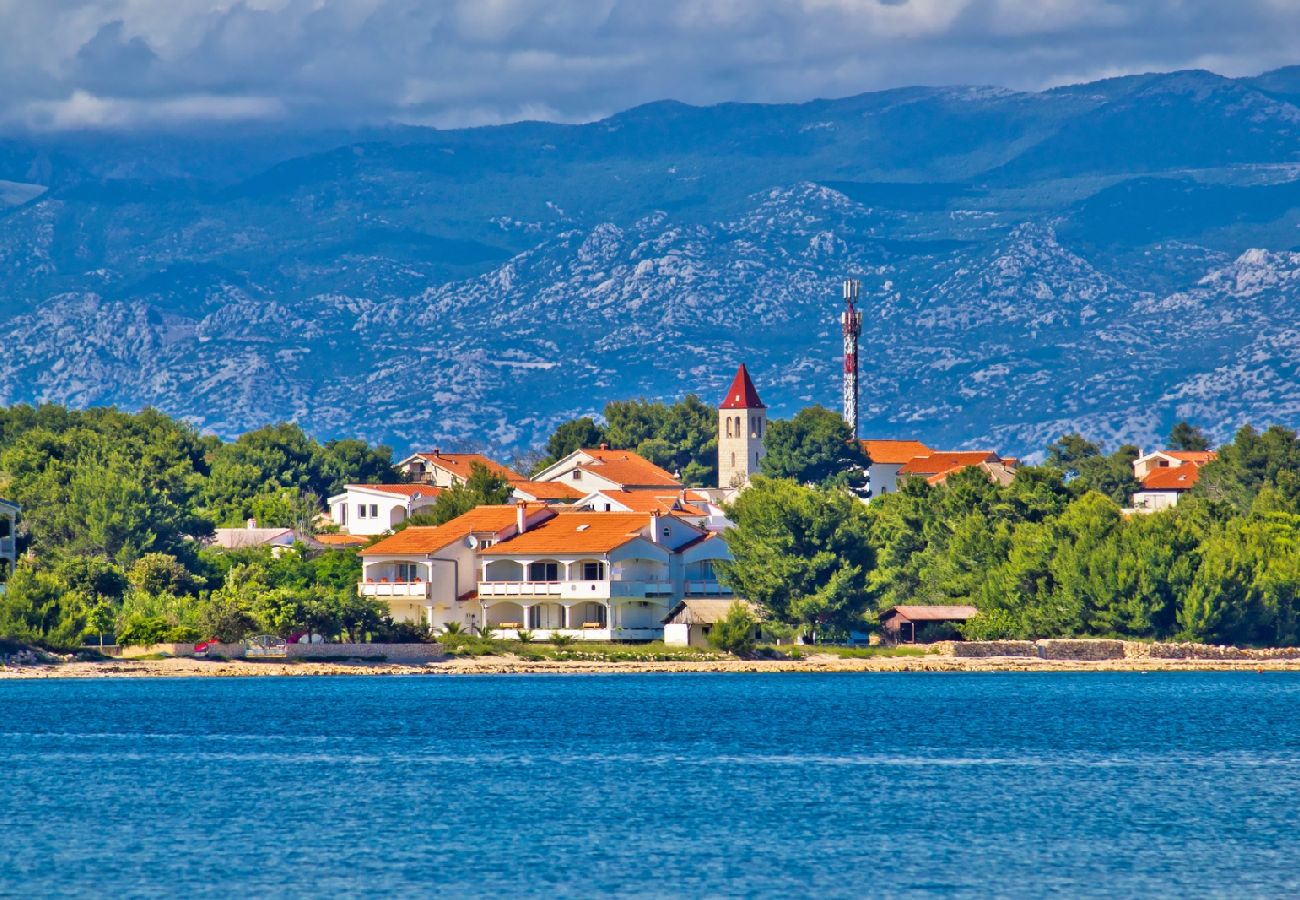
(4, 67, 1300, 458)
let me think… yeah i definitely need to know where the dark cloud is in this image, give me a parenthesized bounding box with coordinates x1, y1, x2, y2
(1, 0, 1297, 131)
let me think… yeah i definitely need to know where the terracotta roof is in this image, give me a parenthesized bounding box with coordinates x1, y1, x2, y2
(719, 364, 765, 410)
(899, 451, 1000, 476)
(577, 449, 681, 487)
(414, 452, 523, 483)
(860, 439, 935, 465)
(479, 512, 651, 555)
(362, 505, 543, 556)
(589, 489, 710, 517)
(1166, 450, 1217, 464)
(315, 533, 369, 548)
(347, 483, 442, 499)
(1141, 464, 1202, 491)
(881, 605, 979, 622)
(512, 481, 586, 501)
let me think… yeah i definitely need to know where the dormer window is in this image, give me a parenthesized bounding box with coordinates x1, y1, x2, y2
(572, 470, 582, 480)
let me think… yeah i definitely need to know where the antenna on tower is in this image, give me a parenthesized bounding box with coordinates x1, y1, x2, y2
(840, 278, 862, 440)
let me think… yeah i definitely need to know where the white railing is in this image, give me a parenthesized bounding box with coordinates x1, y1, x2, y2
(358, 581, 434, 599)
(478, 580, 674, 600)
(683, 581, 731, 597)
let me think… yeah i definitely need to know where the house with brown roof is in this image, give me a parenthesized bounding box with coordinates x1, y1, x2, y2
(1133, 449, 1218, 481)
(327, 483, 443, 536)
(397, 450, 524, 488)
(1130, 451, 1215, 512)
(359, 503, 555, 628)
(897, 450, 1017, 488)
(859, 439, 935, 498)
(577, 487, 722, 527)
(531, 446, 682, 492)
(510, 480, 587, 505)
(879, 605, 979, 643)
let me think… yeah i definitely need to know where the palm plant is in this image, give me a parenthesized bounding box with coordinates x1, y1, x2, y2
(442, 621, 464, 636)
(516, 629, 535, 644)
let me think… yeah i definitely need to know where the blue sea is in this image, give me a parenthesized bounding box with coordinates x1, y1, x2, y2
(3, 673, 1299, 897)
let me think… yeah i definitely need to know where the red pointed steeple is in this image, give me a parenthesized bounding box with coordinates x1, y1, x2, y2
(719, 364, 765, 410)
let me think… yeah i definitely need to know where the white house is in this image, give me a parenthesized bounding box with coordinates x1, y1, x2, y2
(359, 503, 554, 629)
(576, 487, 727, 530)
(476, 509, 734, 641)
(397, 450, 523, 487)
(859, 439, 934, 498)
(209, 523, 325, 554)
(531, 446, 682, 492)
(328, 483, 443, 535)
(1133, 450, 1217, 481)
(0, 498, 19, 589)
(1129, 450, 1216, 512)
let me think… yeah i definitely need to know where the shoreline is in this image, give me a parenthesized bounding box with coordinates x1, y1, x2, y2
(5, 653, 1300, 678)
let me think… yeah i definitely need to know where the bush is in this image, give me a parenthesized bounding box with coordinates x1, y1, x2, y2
(708, 602, 759, 656)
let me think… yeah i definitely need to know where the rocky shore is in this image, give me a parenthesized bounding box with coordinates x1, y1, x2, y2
(5, 642, 1300, 678)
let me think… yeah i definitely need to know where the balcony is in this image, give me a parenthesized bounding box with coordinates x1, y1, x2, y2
(359, 581, 434, 600)
(683, 581, 732, 597)
(478, 580, 673, 600)
(0, 537, 13, 557)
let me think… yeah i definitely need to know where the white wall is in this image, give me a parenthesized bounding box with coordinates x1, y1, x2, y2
(867, 462, 904, 499)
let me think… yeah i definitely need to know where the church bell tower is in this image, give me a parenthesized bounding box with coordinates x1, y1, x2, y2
(718, 364, 766, 489)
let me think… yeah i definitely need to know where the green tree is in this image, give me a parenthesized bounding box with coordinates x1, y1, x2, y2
(537, 418, 605, 472)
(719, 477, 873, 635)
(1169, 421, 1211, 452)
(708, 602, 760, 656)
(760, 406, 868, 488)
(1197, 424, 1300, 511)
(0, 563, 88, 649)
(399, 463, 511, 529)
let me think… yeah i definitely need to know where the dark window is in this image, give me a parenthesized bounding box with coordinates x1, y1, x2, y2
(581, 561, 605, 581)
(529, 561, 559, 582)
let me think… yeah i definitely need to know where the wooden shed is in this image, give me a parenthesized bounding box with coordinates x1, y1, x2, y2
(879, 605, 978, 643)
(662, 598, 763, 648)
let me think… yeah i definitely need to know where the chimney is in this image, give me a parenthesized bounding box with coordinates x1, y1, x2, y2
(246, 517, 257, 529)
(650, 513, 661, 543)
(516, 499, 528, 535)
(599, 442, 608, 450)
(433, 447, 441, 457)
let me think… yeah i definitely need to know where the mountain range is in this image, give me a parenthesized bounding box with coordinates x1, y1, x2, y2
(4, 66, 1300, 459)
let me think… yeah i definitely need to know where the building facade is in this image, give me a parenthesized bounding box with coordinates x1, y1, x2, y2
(0, 498, 19, 588)
(327, 483, 442, 535)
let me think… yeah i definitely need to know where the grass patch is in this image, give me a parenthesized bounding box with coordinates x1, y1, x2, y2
(802, 645, 929, 659)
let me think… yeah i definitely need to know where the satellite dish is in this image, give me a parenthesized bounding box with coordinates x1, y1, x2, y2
(465, 535, 479, 549)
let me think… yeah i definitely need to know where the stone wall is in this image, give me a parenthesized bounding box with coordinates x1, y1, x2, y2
(930, 639, 1300, 660)
(285, 643, 445, 662)
(1035, 639, 1126, 661)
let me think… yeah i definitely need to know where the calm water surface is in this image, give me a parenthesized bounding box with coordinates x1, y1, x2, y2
(2, 673, 1299, 897)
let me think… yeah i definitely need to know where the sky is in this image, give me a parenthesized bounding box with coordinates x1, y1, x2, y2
(1, 0, 1298, 132)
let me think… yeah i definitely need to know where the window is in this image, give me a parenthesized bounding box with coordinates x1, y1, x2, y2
(397, 563, 420, 582)
(581, 561, 605, 581)
(725, 418, 732, 438)
(757, 419, 762, 438)
(369, 504, 379, 518)
(572, 470, 582, 480)
(529, 561, 559, 582)
(356, 503, 367, 519)
(730, 452, 736, 468)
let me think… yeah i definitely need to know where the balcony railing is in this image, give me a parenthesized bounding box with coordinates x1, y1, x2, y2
(683, 581, 731, 597)
(359, 581, 434, 599)
(478, 580, 673, 600)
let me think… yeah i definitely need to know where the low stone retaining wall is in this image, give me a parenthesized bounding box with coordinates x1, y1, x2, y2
(113, 642, 245, 658)
(931, 639, 1300, 661)
(285, 643, 444, 662)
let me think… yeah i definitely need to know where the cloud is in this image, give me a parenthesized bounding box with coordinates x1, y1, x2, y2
(0, 0, 1297, 132)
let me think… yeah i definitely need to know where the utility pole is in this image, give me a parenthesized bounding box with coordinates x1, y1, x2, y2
(841, 278, 862, 440)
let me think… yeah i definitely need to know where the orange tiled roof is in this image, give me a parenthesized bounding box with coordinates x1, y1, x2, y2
(512, 481, 586, 501)
(590, 489, 709, 517)
(416, 452, 524, 483)
(577, 449, 681, 487)
(479, 512, 651, 555)
(860, 439, 935, 465)
(1142, 464, 1202, 491)
(347, 483, 442, 499)
(362, 505, 545, 556)
(899, 451, 1000, 476)
(1166, 450, 1217, 465)
(315, 533, 369, 548)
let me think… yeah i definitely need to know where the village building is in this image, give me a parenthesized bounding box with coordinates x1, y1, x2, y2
(359, 504, 554, 629)
(663, 598, 764, 648)
(531, 446, 682, 492)
(717, 363, 766, 490)
(397, 450, 523, 487)
(898, 450, 1017, 487)
(879, 605, 979, 643)
(210, 522, 326, 554)
(576, 487, 723, 528)
(510, 480, 587, 505)
(860, 439, 934, 498)
(1133, 449, 1217, 481)
(0, 498, 19, 588)
(1128, 449, 1217, 512)
(327, 483, 443, 535)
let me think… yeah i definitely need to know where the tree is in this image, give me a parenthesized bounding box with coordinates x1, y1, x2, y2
(1196, 424, 1300, 511)
(719, 477, 873, 635)
(537, 418, 605, 472)
(1169, 421, 1211, 452)
(0, 563, 88, 649)
(399, 462, 511, 529)
(708, 602, 760, 656)
(760, 406, 868, 487)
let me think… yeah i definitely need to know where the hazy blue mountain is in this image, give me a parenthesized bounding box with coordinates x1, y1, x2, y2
(4, 67, 1300, 458)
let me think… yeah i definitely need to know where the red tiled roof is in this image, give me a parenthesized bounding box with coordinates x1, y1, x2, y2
(577, 449, 681, 487)
(479, 512, 652, 555)
(414, 452, 523, 483)
(1141, 464, 1202, 491)
(882, 605, 979, 622)
(589, 489, 709, 517)
(512, 481, 586, 501)
(860, 439, 934, 465)
(315, 533, 369, 548)
(347, 483, 442, 499)
(362, 505, 551, 556)
(719, 364, 765, 410)
(899, 451, 1000, 476)
(1166, 450, 1217, 465)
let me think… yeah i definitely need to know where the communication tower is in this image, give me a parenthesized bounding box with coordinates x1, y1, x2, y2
(841, 279, 862, 440)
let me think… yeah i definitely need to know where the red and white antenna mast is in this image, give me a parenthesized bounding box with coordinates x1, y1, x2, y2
(841, 278, 862, 440)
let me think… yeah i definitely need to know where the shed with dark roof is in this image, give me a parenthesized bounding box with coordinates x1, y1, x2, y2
(879, 605, 979, 643)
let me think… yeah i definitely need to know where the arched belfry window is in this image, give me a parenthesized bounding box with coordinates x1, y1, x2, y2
(730, 452, 736, 468)
(725, 418, 732, 439)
